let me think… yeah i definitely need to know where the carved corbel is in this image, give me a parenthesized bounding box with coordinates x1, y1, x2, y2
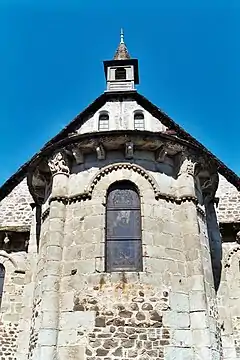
(165, 141, 185, 155)
(30, 167, 52, 204)
(48, 151, 70, 176)
(72, 147, 84, 165)
(125, 142, 134, 159)
(155, 146, 167, 163)
(201, 172, 219, 204)
(96, 144, 106, 160)
(3, 233, 10, 245)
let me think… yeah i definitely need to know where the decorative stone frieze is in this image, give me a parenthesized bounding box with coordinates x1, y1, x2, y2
(45, 162, 198, 206)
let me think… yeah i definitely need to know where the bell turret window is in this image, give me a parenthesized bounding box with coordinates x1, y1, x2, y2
(115, 67, 126, 80)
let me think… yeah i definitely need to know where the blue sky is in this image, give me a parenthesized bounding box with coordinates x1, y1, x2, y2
(0, 0, 239, 185)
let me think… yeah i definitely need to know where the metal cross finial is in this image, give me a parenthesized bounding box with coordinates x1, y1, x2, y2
(120, 28, 124, 44)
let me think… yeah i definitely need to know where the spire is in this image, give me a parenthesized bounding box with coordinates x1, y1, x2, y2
(120, 28, 124, 44)
(114, 28, 131, 60)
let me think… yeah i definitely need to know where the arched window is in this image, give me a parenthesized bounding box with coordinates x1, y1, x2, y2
(134, 111, 145, 130)
(0, 264, 5, 307)
(105, 181, 142, 272)
(98, 113, 109, 131)
(115, 67, 126, 80)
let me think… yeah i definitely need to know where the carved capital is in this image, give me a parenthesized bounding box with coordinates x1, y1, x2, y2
(48, 151, 70, 176)
(178, 155, 196, 177)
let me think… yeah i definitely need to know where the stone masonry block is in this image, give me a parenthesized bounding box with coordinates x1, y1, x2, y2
(163, 311, 190, 329)
(169, 292, 189, 312)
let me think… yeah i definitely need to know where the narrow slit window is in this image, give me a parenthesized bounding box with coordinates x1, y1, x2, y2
(134, 112, 145, 130)
(105, 181, 142, 272)
(0, 264, 5, 307)
(115, 67, 126, 80)
(98, 113, 109, 131)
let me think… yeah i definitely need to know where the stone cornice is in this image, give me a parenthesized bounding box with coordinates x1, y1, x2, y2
(27, 131, 220, 204)
(48, 193, 197, 206)
(1, 91, 239, 204)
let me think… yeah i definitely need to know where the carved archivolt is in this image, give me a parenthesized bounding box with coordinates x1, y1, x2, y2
(224, 246, 240, 269)
(87, 163, 159, 196)
(48, 162, 198, 205)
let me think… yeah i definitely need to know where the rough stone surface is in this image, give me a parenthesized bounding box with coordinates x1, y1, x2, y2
(0, 95, 239, 360)
(0, 178, 33, 227)
(216, 175, 240, 223)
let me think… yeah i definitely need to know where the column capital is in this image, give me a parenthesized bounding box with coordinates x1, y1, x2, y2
(48, 151, 70, 176)
(178, 155, 197, 177)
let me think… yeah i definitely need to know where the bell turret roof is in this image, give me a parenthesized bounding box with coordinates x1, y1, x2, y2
(113, 29, 130, 60)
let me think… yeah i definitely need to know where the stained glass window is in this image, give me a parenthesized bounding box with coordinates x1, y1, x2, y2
(0, 264, 5, 307)
(106, 181, 142, 272)
(98, 113, 109, 131)
(134, 112, 145, 130)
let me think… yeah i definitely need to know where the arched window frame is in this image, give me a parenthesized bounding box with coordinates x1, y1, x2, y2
(134, 111, 145, 130)
(0, 264, 5, 307)
(98, 112, 109, 131)
(115, 67, 127, 80)
(105, 181, 143, 272)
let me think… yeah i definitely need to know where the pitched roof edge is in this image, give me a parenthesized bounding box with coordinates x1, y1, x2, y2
(0, 93, 107, 201)
(134, 92, 240, 190)
(0, 91, 239, 202)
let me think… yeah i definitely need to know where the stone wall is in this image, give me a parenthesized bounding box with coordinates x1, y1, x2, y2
(216, 175, 240, 223)
(216, 173, 240, 359)
(19, 150, 221, 360)
(76, 98, 167, 135)
(0, 251, 27, 360)
(218, 242, 240, 359)
(0, 178, 33, 228)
